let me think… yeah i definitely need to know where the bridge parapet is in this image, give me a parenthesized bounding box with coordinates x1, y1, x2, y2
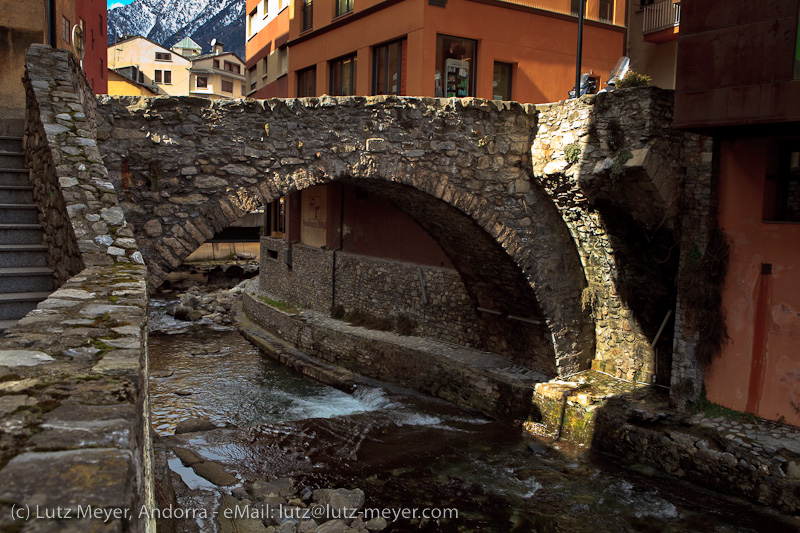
(0, 45, 153, 532)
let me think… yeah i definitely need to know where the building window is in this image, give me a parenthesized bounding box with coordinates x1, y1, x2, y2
(63, 17, 71, 43)
(164, 70, 172, 84)
(373, 39, 406, 96)
(99, 58, 103, 73)
(492, 62, 512, 101)
(571, 0, 584, 15)
(435, 35, 476, 98)
(155, 70, 162, 83)
(99, 14, 104, 36)
(267, 197, 286, 237)
(263, 0, 268, 17)
(796, 7, 800, 80)
(222, 79, 234, 93)
(224, 61, 241, 74)
(248, 66, 257, 91)
(302, 0, 313, 32)
(262, 57, 268, 78)
(297, 66, 315, 97)
(248, 9, 257, 36)
(330, 54, 356, 96)
(335, 0, 353, 17)
(213, 59, 220, 69)
(764, 143, 800, 223)
(197, 76, 208, 89)
(599, 0, 613, 22)
(155, 52, 171, 61)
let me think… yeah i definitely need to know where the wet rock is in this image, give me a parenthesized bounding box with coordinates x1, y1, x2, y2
(151, 370, 174, 378)
(175, 390, 193, 397)
(312, 488, 365, 521)
(175, 417, 218, 433)
(250, 477, 295, 498)
(365, 516, 388, 531)
(527, 440, 549, 456)
(297, 519, 317, 532)
(315, 519, 349, 533)
(173, 447, 202, 466)
(191, 460, 238, 486)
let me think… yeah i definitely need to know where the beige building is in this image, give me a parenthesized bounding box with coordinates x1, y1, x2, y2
(626, 0, 680, 89)
(108, 36, 246, 99)
(108, 35, 192, 96)
(107, 69, 158, 96)
(188, 41, 247, 99)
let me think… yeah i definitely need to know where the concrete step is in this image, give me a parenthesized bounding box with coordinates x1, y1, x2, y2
(0, 267, 54, 293)
(0, 205, 39, 224)
(0, 186, 33, 204)
(0, 152, 25, 168)
(0, 291, 51, 320)
(0, 119, 24, 137)
(0, 137, 23, 152)
(0, 244, 48, 268)
(0, 224, 44, 245)
(0, 169, 29, 186)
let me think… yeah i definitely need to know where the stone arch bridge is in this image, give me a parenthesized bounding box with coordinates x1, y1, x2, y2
(95, 85, 694, 384)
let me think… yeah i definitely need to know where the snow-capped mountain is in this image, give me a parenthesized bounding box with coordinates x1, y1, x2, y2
(108, 0, 246, 60)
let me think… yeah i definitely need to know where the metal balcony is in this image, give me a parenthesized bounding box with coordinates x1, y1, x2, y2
(643, 0, 680, 34)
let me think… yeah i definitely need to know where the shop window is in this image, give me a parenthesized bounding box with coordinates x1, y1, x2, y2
(492, 62, 512, 101)
(764, 143, 800, 222)
(302, 0, 313, 32)
(222, 79, 234, 93)
(330, 54, 357, 96)
(373, 39, 406, 96)
(335, 0, 353, 17)
(267, 197, 286, 237)
(297, 66, 316, 97)
(196, 76, 208, 89)
(435, 35, 476, 98)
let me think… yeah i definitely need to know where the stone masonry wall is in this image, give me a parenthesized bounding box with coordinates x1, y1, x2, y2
(334, 251, 482, 348)
(532, 88, 697, 384)
(0, 45, 153, 533)
(259, 237, 334, 312)
(260, 238, 482, 348)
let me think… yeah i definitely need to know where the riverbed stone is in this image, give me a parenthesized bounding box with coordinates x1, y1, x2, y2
(191, 460, 238, 486)
(175, 417, 219, 434)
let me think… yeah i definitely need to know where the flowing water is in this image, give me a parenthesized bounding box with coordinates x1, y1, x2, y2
(149, 295, 795, 532)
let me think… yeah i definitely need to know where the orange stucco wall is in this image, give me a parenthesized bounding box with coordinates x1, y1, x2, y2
(286, 0, 624, 103)
(705, 138, 800, 426)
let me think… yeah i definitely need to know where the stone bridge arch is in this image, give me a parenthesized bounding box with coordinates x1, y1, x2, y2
(96, 95, 593, 375)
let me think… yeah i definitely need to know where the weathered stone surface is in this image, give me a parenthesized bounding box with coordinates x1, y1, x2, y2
(175, 417, 219, 434)
(0, 449, 133, 508)
(0, 350, 55, 366)
(191, 460, 238, 486)
(0, 395, 36, 416)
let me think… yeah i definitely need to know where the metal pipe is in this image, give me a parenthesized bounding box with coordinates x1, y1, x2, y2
(508, 314, 544, 325)
(574, 0, 586, 98)
(476, 307, 503, 316)
(651, 309, 673, 348)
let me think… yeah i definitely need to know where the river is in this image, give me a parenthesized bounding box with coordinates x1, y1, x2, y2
(148, 295, 794, 532)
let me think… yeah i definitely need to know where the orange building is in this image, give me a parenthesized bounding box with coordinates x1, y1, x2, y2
(245, 0, 291, 98)
(674, 0, 800, 425)
(247, 0, 626, 102)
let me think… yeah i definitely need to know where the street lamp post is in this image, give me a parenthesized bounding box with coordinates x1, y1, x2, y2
(574, 0, 586, 98)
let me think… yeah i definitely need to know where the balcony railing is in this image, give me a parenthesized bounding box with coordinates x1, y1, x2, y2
(643, 0, 680, 34)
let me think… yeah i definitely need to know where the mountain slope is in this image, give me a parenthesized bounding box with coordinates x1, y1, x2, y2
(108, 0, 245, 60)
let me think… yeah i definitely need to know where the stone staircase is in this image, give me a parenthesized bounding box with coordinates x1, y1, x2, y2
(0, 126, 53, 333)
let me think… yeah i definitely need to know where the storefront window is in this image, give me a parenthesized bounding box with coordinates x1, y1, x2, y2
(492, 62, 512, 101)
(297, 66, 316, 97)
(330, 54, 357, 96)
(373, 39, 406, 95)
(435, 35, 477, 98)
